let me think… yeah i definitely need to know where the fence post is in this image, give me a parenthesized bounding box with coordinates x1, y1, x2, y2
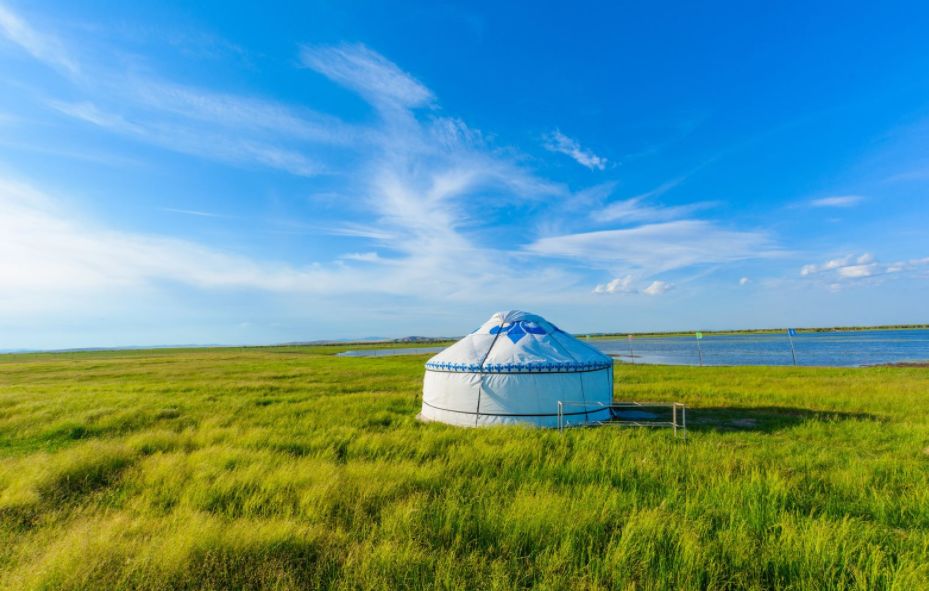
(682, 405, 687, 441)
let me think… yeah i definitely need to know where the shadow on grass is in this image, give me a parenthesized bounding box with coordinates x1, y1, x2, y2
(682, 406, 880, 433)
(607, 405, 879, 434)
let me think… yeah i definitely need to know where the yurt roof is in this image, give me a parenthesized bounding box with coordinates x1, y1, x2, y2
(425, 310, 611, 373)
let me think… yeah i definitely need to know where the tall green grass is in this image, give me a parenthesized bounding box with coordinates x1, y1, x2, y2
(1, 348, 928, 589)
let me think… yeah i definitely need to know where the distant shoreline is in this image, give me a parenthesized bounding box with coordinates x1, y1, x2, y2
(3, 324, 927, 355)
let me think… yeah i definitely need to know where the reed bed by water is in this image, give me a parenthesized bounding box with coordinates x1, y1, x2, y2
(1, 347, 928, 589)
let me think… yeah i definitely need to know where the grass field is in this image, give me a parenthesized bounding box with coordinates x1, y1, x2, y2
(1, 347, 929, 590)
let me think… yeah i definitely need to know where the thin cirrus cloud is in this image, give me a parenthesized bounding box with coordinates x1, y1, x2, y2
(299, 43, 435, 110)
(528, 220, 778, 275)
(543, 129, 607, 170)
(50, 100, 324, 176)
(590, 177, 718, 224)
(2, 10, 359, 177)
(595, 196, 718, 224)
(809, 195, 864, 207)
(0, 3, 79, 74)
(0, 177, 340, 295)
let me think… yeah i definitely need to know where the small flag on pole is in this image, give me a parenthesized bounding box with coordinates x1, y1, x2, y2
(695, 331, 703, 340)
(786, 328, 798, 365)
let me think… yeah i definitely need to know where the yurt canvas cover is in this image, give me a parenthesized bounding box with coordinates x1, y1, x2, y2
(420, 310, 613, 427)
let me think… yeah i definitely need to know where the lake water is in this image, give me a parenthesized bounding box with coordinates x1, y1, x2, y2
(339, 329, 929, 367)
(594, 329, 929, 367)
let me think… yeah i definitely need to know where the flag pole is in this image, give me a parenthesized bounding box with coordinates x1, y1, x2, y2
(787, 328, 798, 366)
(695, 331, 704, 366)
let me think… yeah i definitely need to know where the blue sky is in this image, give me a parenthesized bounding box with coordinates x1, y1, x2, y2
(2, 1, 928, 349)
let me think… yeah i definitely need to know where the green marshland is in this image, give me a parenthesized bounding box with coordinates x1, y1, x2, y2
(1, 345, 928, 589)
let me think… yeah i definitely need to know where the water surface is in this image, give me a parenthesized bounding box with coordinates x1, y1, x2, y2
(592, 329, 929, 367)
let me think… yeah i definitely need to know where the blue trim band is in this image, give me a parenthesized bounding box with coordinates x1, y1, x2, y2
(424, 359, 613, 373)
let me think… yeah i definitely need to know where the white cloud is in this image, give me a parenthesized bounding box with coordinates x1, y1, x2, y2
(589, 177, 717, 224)
(49, 99, 325, 177)
(643, 280, 673, 296)
(0, 4, 358, 177)
(0, 175, 576, 307)
(0, 178, 339, 294)
(739, 277, 750, 286)
(802, 254, 868, 276)
(596, 197, 717, 224)
(799, 252, 929, 286)
(593, 275, 635, 294)
(527, 220, 777, 275)
(593, 275, 673, 296)
(124, 78, 359, 145)
(340, 251, 384, 263)
(543, 130, 607, 170)
(837, 264, 876, 278)
(0, 3, 78, 74)
(160, 208, 225, 218)
(809, 195, 864, 208)
(300, 43, 434, 110)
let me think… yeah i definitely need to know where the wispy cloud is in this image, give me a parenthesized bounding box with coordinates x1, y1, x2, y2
(160, 207, 226, 218)
(528, 220, 778, 275)
(543, 129, 607, 170)
(339, 251, 385, 263)
(809, 195, 864, 208)
(0, 178, 339, 295)
(590, 178, 717, 224)
(300, 43, 434, 110)
(0, 3, 78, 74)
(49, 100, 324, 176)
(1, 4, 355, 176)
(596, 197, 717, 224)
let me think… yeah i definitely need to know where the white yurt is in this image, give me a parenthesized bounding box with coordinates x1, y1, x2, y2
(420, 310, 614, 427)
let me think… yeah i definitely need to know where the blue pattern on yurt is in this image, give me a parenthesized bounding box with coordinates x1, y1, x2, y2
(489, 320, 548, 343)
